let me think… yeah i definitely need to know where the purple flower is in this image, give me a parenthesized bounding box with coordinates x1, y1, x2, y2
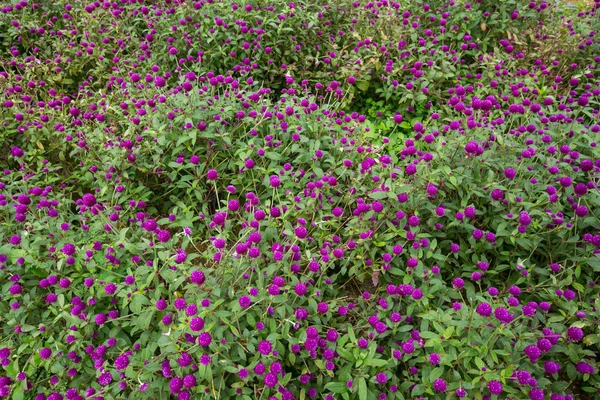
(10, 146, 24, 157)
(567, 327, 584, 342)
(333, 248, 344, 259)
(170, 377, 183, 393)
(524, 345, 541, 362)
(82, 193, 97, 207)
(544, 361, 560, 374)
(190, 270, 205, 285)
(39, 348, 52, 359)
(98, 372, 113, 386)
(295, 226, 307, 239)
(198, 332, 212, 347)
(376, 372, 388, 384)
(238, 296, 251, 308)
(264, 373, 278, 388)
(432, 378, 447, 392)
(269, 175, 281, 188)
(114, 354, 130, 370)
(529, 388, 544, 400)
(488, 380, 502, 395)
(9, 235, 21, 246)
(206, 169, 218, 180)
(576, 361, 595, 374)
(183, 374, 197, 388)
(257, 340, 272, 356)
(157, 230, 171, 242)
(491, 189, 504, 200)
(476, 303, 492, 317)
(504, 168, 516, 180)
(190, 317, 204, 332)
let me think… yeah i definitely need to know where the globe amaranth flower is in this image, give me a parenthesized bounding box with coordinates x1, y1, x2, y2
(190, 317, 204, 332)
(157, 229, 171, 242)
(183, 374, 196, 388)
(476, 302, 492, 317)
(263, 373, 278, 388)
(544, 361, 560, 374)
(452, 278, 465, 289)
(488, 380, 502, 395)
(432, 378, 447, 392)
(238, 296, 251, 308)
(257, 340, 273, 356)
(529, 388, 545, 400)
(198, 332, 212, 347)
(238, 368, 249, 380)
(516, 369, 532, 385)
(567, 326, 584, 342)
(429, 353, 441, 365)
(524, 345, 541, 362)
(376, 372, 388, 384)
(170, 377, 183, 394)
(576, 361, 595, 375)
(114, 354, 130, 370)
(39, 348, 52, 359)
(206, 169, 218, 180)
(190, 270, 205, 285)
(98, 372, 113, 386)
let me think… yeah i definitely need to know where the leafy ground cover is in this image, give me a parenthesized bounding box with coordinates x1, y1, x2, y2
(1, 0, 600, 399)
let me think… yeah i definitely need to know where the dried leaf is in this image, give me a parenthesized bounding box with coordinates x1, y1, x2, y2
(372, 270, 380, 287)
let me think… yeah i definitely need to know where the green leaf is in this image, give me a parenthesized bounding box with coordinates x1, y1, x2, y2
(325, 382, 348, 394)
(368, 191, 389, 200)
(12, 385, 24, 400)
(356, 81, 370, 91)
(430, 367, 444, 382)
(358, 377, 367, 400)
(365, 358, 388, 367)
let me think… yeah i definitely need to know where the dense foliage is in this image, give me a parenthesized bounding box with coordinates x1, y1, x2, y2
(1, 0, 600, 399)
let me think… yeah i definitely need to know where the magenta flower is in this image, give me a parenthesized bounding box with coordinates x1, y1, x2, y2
(257, 340, 273, 356)
(269, 175, 281, 188)
(488, 380, 502, 395)
(206, 169, 218, 180)
(567, 327, 584, 342)
(432, 378, 447, 392)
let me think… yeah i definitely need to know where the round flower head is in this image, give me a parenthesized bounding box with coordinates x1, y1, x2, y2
(376, 372, 387, 384)
(524, 345, 541, 362)
(529, 388, 544, 400)
(429, 353, 441, 365)
(190, 317, 204, 331)
(576, 361, 595, 375)
(198, 332, 212, 347)
(82, 193, 97, 207)
(206, 169, 218, 180)
(432, 378, 447, 392)
(567, 327, 584, 342)
(476, 302, 492, 317)
(257, 340, 272, 356)
(39, 348, 52, 359)
(269, 175, 281, 188)
(488, 380, 502, 395)
(544, 361, 560, 374)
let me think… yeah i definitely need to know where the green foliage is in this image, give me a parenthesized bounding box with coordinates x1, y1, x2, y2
(0, 0, 600, 399)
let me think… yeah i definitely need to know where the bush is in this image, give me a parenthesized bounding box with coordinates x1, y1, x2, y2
(1, 0, 600, 399)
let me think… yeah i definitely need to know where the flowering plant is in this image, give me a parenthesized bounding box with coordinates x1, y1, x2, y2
(1, 0, 600, 399)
